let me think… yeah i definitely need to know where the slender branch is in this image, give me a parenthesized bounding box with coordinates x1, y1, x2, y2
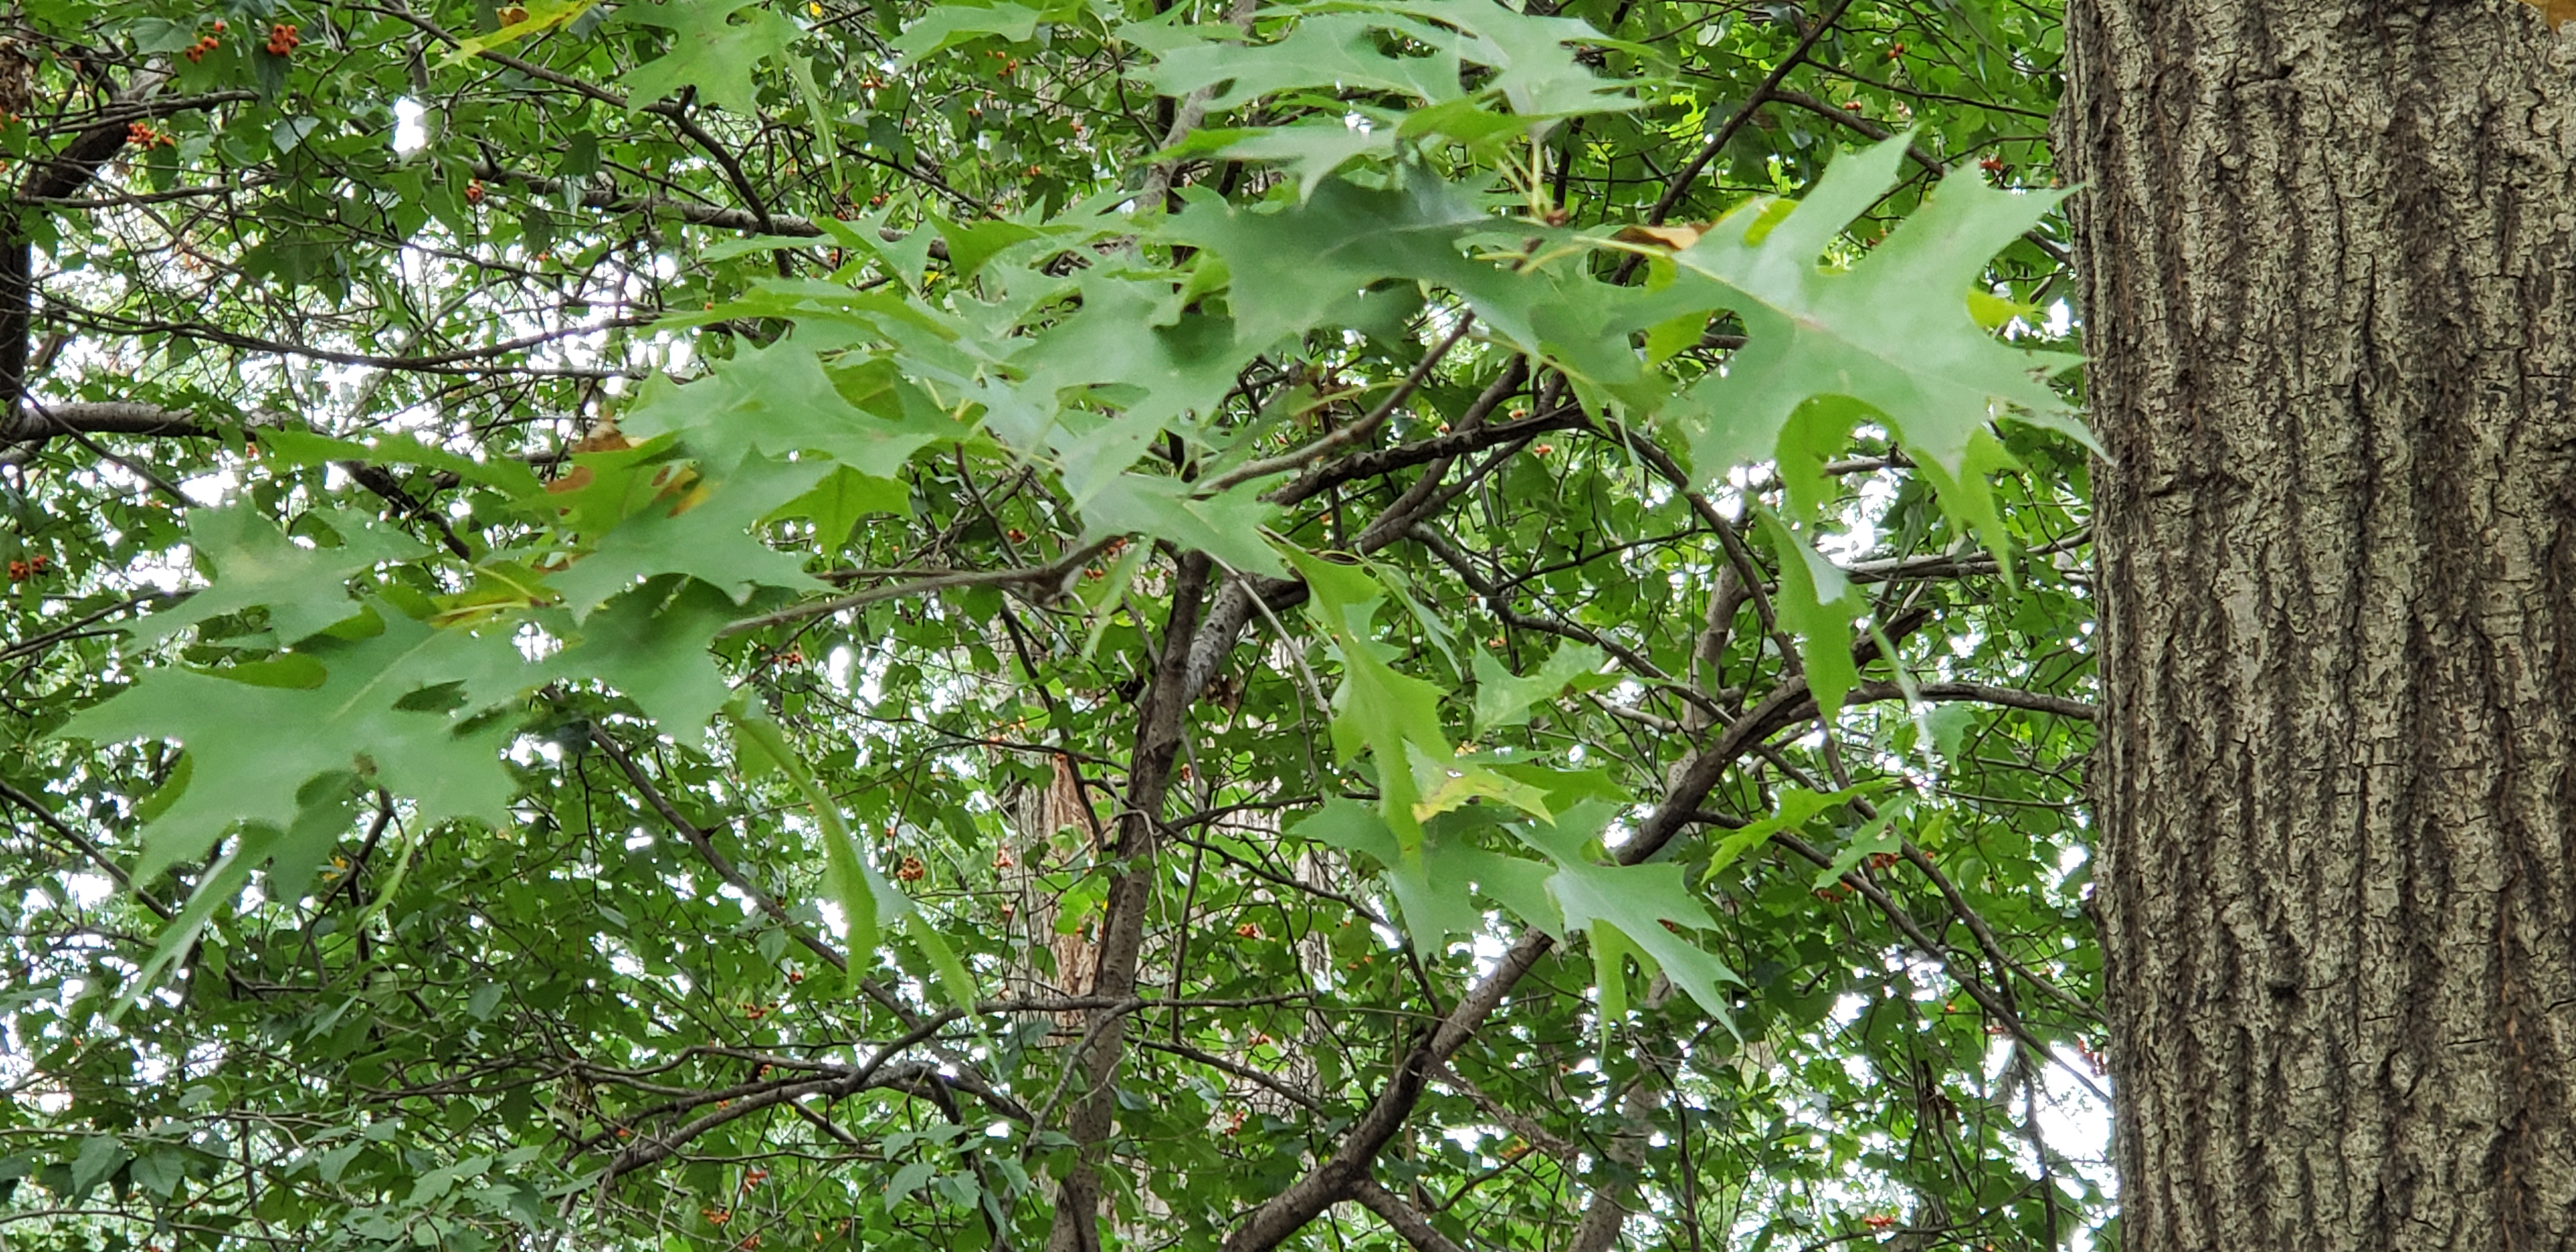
(1639, 0, 1857, 229)
(721, 539, 1116, 636)
(1843, 679, 2094, 722)
(1045, 551, 1214, 1252)
(1347, 1179, 1469, 1252)
(1213, 316, 1478, 496)
(1768, 829, 2106, 1100)
(0, 778, 174, 919)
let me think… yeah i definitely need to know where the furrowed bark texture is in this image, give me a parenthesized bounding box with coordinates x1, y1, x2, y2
(2066, 1, 2576, 1246)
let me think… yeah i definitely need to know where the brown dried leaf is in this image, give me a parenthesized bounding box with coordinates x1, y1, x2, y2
(1613, 223, 1706, 250)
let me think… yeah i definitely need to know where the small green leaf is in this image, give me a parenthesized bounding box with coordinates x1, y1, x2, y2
(1470, 642, 1609, 735)
(885, 1159, 937, 1202)
(733, 713, 879, 989)
(1083, 476, 1285, 578)
(891, 2, 1043, 66)
(1757, 512, 1862, 722)
(1702, 782, 1893, 883)
(67, 1134, 125, 1200)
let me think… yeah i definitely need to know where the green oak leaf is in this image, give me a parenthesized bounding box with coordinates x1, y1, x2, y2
(1660, 134, 2085, 518)
(546, 452, 832, 619)
(890, 1, 1043, 66)
(1082, 475, 1285, 578)
(468, 577, 739, 750)
(1147, 13, 1466, 112)
(1512, 802, 1739, 1017)
(1470, 641, 1610, 735)
(137, 505, 428, 645)
(774, 464, 910, 547)
(1008, 273, 1253, 498)
(1701, 782, 1891, 883)
(618, 0, 803, 116)
(257, 428, 544, 495)
(1159, 123, 1400, 204)
(66, 605, 521, 883)
(1162, 178, 1687, 413)
(1160, 177, 1493, 351)
(1294, 800, 1558, 946)
(1284, 547, 1483, 860)
(621, 339, 949, 475)
(1380, 0, 1637, 118)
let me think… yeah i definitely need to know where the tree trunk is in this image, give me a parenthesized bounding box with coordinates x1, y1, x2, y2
(2065, 1, 2576, 1247)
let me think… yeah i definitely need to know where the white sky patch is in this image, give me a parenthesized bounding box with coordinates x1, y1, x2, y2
(392, 98, 429, 155)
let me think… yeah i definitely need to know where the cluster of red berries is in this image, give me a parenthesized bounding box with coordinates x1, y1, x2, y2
(984, 48, 1017, 77)
(8, 554, 51, 581)
(263, 22, 300, 56)
(1233, 922, 1262, 939)
(1863, 1214, 1899, 1232)
(124, 122, 175, 148)
(894, 855, 926, 883)
(742, 1168, 770, 1189)
(739, 1001, 778, 1020)
(702, 1207, 733, 1226)
(1979, 155, 2008, 174)
(1865, 851, 1901, 871)
(464, 178, 486, 204)
(183, 21, 226, 62)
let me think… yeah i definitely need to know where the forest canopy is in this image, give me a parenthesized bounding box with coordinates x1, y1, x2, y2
(0, 0, 2101, 1249)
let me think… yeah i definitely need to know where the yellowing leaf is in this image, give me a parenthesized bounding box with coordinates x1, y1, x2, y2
(441, 0, 599, 65)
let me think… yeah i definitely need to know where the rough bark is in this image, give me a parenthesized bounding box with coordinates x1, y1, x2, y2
(2066, 1, 2576, 1246)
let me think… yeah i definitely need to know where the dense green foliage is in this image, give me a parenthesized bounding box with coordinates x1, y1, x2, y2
(0, 0, 2102, 1249)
